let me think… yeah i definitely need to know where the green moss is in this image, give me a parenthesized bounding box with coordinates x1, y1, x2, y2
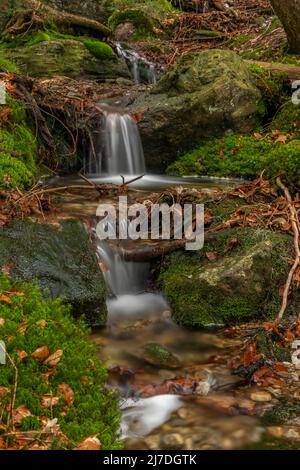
(248, 64, 290, 119)
(262, 399, 300, 426)
(0, 54, 19, 72)
(167, 133, 300, 185)
(80, 38, 114, 59)
(0, 29, 114, 60)
(0, 101, 37, 188)
(108, 9, 156, 37)
(0, 274, 121, 449)
(272, 102, 300, 134)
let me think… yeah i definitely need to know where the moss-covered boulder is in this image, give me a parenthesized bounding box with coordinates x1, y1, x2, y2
(131, 49, 262, 171)
(1, 39, 129, 79)
(0, 219, 107, 326)
(159, 228, 293, 327)
(167, 100, 300, 184)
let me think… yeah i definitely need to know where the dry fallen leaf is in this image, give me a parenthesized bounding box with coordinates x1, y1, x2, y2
(32, 346, 50, 362)
(75, 435, 101, 451)
(0, 386, 9, 398)
(43, 349, 63, 367)
(17, 350, 28, 362)
(275, 135, 287, 143)
(14, 406, 32, 426)
(0, 318, 5, 326)
(0, 293, 12, 304)
(5, 288, 25, 297)
(206, 252, 218, 261)
(58, 383, 74, 406)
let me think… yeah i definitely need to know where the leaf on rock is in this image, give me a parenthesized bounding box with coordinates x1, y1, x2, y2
(43, 349, 63, 367)
(41, 394, 60, 408)
(0, 293, 12, 304)
(58, 383, 74, 406)
(75, 435, 101, 451)
(32, 346, 50, 362)
(14, 406, 32, 426)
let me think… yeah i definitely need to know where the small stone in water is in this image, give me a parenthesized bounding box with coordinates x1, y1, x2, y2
(160, 433, 184, 450)
(141, 343, 180, 369)
(250, 391, 272, 402)
(144, 434, 160, 450)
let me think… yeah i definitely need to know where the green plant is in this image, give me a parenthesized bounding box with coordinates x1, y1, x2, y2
(167, 133, 300, 185)
(0, 274, 121, 449)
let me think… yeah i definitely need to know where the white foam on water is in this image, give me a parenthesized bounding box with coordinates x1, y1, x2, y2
(120, 395, 182, 440)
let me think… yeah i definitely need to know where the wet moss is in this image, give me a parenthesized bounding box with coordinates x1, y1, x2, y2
(0, 98, 37, 189)
(0, 274, 121, 449)
(159, 228, 292, 327)
(108, 10, 157, 38)
(167, 133, 300, 186)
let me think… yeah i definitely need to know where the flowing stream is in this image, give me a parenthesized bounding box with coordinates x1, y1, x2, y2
(116, 43, 159, 84)
(80, 107, 272, 450)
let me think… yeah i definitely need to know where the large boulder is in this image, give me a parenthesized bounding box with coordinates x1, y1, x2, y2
(2, 39, 129, 79)
(131, 49, 263, 171)
(159, 228, 293, 327)
(0, 219, 107, 326)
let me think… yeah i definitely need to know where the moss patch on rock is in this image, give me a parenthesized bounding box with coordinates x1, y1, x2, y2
(1, 38, 128, 79)
(159, 228, 292, 327)
(0, 274, 121, 449)
(0, 219, 107, 326)
(131, 49, 263, 171)
(0, 97, 37, 189)
(167, 132, 300, 185)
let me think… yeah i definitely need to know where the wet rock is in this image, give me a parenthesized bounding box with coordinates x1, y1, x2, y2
(2, 39, 130, 80)
(160, 433, 185, 450)
(131, 49, 262, 171)
(141, 343, 181, 369)
(144, 434, 161, 450)
(251, 392, 273, 403)
(0, 219, 107, 326)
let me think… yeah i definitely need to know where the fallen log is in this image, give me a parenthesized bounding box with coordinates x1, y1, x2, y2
(245, 59, 300, 81)
(4, 0, 111, 38)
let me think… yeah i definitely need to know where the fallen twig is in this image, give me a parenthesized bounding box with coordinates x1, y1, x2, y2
(276, 177, 300, 324)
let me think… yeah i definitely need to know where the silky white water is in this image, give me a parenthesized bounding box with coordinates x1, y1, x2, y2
(116, 43, 157, 84)
(87, 111, 146, 176)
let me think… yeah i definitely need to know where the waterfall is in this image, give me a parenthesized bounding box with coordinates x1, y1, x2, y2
(97, 242, 149, 297)
(116, 43, 158, 85)
(87, 110, 146, 176)
(96, 240, 169, 321)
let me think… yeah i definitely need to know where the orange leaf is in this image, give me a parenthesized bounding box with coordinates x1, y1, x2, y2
(0, 293, 12, 304)
(275, 135, 287, 143)
(32, 346, 50, 362)
(75, 435, 101, 451)
(43, 349, 63, 367)
(58, 383, 74, 406)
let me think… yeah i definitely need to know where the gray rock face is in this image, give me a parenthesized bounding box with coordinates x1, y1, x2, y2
(0, 219, 107, 326)
(131, 49, 262, 171)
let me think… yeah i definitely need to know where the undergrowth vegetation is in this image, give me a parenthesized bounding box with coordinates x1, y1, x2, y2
(168, 102, 300, 185)
(0, 274, 121, 450)
(0, 96, 37, 189)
